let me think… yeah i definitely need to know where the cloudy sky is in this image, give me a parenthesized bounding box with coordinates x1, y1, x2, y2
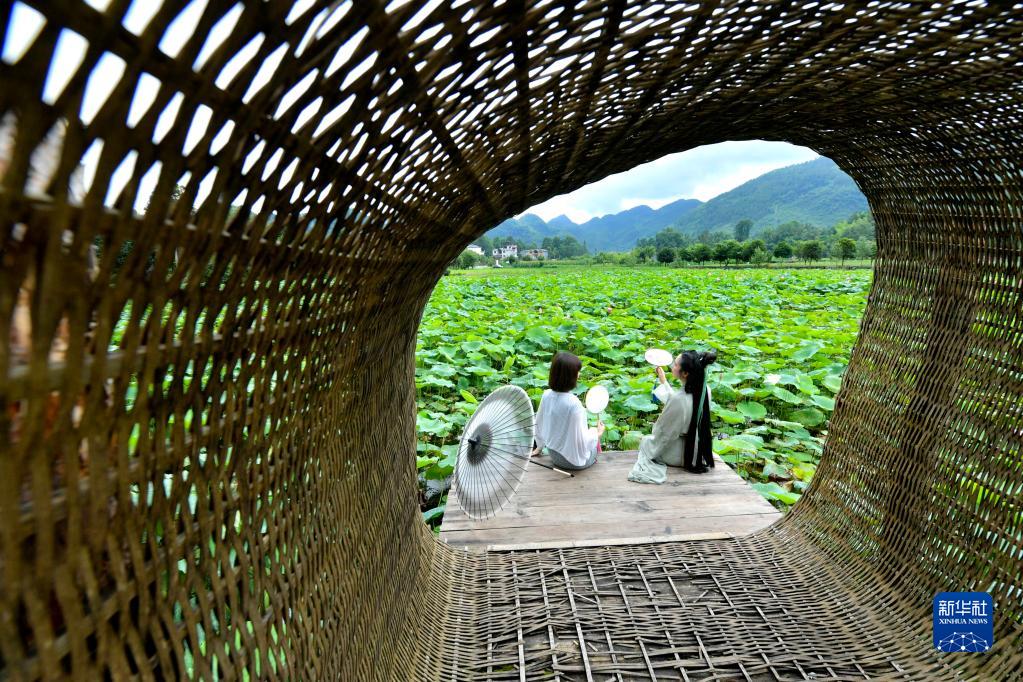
(525, 141, 819, 224)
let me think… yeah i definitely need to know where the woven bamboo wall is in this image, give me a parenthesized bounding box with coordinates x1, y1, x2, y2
(1, 1, 1021, 679)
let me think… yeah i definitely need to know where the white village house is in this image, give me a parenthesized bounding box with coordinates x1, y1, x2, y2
(492, 244, 518, 259)
(523, 248, 548, 260)
(466, 244, 485, 256)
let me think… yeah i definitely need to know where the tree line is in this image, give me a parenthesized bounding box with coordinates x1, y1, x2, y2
(455, 211, 875, 269)
(633, 211, 875, 266)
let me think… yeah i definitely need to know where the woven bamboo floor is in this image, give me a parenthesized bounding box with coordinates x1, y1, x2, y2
(441, 451, 781, 552)
(435, 531, 959, 681)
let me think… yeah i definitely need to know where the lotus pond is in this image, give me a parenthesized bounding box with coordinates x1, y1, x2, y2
(416, 266, 871, 524)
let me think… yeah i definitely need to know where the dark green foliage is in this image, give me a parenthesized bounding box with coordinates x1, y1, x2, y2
(638, 226, 690, 250)
(759, 214, 874, 261)
(734, 219, 752, 242)
(690, 242, 711, 263)
(773, 241, 793, 259)
(657, 246, 675, 263)
(697, 229, 729, 245)
(712, 239, 742, 264)
(541, 234, 587, 258)
(455, 251, 485, 269)
(833, 211, 875, 240)
(713, 242, 729, 264)
(758, 221, 825, 247)
(741, 239, 767, 262)
(750, 247, 771, 265)
(836, 238, 857, 265)
(473, 235, 493, 253)
(857, 238, 877, 259)
(797, 240, 824, 262)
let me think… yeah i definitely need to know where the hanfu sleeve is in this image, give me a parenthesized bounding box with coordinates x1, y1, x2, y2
(649, 390, 690, 448)
(652, 381, 673, 405)
(533, 391, 548, 450)
(573, 398, 599, 455)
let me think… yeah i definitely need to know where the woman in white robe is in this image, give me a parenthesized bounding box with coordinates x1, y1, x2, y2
(629, 350, 717, 483)
(531, 351, 605, 470)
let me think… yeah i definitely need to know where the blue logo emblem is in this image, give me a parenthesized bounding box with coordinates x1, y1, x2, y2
(933, 592, 993, 652)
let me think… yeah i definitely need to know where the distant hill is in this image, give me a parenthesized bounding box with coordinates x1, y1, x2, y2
(486, 156, 867, 251)
(672, 157, 867, 236)
(488, 197, 702, 252)
(547, 215, 578, 232)
(565, 198, 703, 251)
(488, 213, 549, 245)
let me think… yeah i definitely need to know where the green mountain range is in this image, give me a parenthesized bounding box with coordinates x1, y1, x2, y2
(488, 198, 701, 252)
(670, 157, 868, 236)
(486, 157, 867, 251)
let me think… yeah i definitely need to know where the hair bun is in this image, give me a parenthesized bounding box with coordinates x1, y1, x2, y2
(701, 350, 718, 367)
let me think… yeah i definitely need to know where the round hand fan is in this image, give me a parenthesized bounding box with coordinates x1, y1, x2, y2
(584, 385, 609, 413)
(644, 348, 673, 366)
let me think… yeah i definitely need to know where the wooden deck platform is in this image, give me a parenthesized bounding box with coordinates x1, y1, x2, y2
(439, 449, 782, 552)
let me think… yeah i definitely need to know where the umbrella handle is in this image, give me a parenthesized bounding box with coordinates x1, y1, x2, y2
(528, 459, 574, 477)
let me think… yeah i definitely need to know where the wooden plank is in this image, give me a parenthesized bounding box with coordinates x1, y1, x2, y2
(508, 480, 756, 501)
(473, 510, 777, 540)
(443, 490, 777, 519)
(440, 492, 763, 529)
(512, 465, 743, 486)
(441, 513, 780, 550)
(522, 466, 740, 482)
(440, 493, 777, 531)
(438, 450, 782, 551)
(446, 482, 758, 515)
(456, 471, 749, 499)
(484, 531, 737, 552)
(446, 472, 763, 508)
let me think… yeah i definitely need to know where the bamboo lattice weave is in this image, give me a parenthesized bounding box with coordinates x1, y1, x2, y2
(0, 0, 1021, 680)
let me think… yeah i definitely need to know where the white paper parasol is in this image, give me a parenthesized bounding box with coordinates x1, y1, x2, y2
(453, 385, 535, 520)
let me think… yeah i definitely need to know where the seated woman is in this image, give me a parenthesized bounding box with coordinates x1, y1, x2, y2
(629, 350, 717, 483)
(532, 351, 605, 470)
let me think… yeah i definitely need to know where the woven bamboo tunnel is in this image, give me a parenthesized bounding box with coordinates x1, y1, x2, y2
(1, 1, 1021, 679)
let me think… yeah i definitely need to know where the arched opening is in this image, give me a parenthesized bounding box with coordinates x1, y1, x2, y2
(416, 142, 876, 539)
(1, 1, 1020, 680)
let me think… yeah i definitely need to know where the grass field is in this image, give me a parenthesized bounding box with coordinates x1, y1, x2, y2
(415, 267, 872, 523)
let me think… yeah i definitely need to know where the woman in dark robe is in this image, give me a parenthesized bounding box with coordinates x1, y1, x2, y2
(676, 350, 716, 473)
(629, 350, 717, 482)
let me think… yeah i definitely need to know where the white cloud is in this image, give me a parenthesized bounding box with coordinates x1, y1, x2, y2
(523, 141, 819, 222)
(687, 161, 801, 201)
